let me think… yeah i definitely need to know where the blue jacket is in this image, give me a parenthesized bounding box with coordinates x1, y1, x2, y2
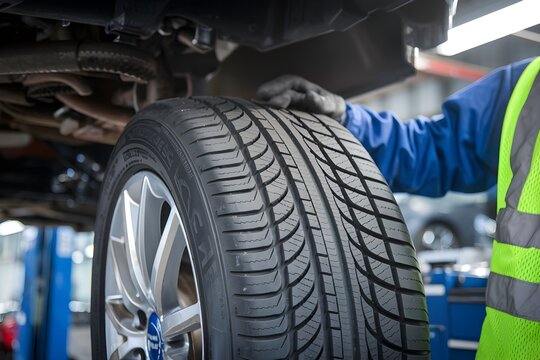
(344, 58, 533, 197)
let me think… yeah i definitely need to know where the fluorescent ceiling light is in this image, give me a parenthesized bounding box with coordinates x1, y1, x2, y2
(0, 220, 24, 236)
(437, 0, 540, 56)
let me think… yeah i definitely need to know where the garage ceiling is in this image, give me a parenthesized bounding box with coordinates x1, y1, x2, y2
(449, 0, 540, 67)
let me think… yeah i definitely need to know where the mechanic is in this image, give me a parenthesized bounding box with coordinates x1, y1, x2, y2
(257, 57, 540, 359)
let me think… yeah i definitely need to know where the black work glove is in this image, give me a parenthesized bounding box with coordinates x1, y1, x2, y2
(257, 75, 346, 122)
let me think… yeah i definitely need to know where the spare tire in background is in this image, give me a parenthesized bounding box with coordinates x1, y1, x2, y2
(91, 97, 430, 359)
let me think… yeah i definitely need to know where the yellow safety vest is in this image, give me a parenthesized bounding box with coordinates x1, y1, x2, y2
(477, 57, 540, 359)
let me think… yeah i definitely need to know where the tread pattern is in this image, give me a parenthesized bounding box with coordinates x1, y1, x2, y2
(141, 97, 429, 359)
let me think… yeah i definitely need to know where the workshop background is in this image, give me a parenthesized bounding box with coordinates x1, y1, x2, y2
(1, 0, 540, 359)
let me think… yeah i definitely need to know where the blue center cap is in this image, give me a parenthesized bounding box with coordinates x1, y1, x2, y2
(147, 312, 164, 360)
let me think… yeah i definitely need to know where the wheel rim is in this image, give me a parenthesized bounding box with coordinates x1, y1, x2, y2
(421, 224, 456, 250)
(104, 171, 203, 360)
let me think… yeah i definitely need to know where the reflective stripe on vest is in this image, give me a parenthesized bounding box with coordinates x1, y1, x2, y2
(486, 272, 540, 322)
(477, 57, 540, 360)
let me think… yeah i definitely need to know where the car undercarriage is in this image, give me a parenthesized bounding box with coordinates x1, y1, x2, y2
(0, 0, 452, 228)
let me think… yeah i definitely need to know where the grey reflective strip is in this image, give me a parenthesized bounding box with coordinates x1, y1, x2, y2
(497, 207, 540, 249)
(486, 272, 540, 322)
(447, 340, 478, 351)
(506, 76, 540, 209)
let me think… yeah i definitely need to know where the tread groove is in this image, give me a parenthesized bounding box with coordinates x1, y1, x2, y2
(261, 104, 357, 359)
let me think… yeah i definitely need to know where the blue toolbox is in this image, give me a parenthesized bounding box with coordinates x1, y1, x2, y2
(425, 267, 489, 360)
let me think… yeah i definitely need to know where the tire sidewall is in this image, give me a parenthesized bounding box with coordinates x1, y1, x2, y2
(91, 117, 232, 360)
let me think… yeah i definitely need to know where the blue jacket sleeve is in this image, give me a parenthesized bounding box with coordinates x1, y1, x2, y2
(344, 58, 533, 197)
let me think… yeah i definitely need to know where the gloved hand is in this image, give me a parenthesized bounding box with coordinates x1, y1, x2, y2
(257, 75, 346, 122)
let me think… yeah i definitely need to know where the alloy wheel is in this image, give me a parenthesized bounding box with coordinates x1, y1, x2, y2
(104, 171, 203, 360)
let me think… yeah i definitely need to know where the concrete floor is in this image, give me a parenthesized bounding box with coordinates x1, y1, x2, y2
(68, 325, 91, 360)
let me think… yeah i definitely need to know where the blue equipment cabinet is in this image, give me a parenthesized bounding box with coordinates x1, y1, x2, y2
(16, 228, 43, 360)
(16, 227, 73, 360)
(425, 268, 488, 360)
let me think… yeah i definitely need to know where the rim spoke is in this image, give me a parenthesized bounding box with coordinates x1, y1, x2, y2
(109, 237, 148, 314)
(137, 176, 165, 302)
(150, 210, 186, 314)
(105, 295, 144, 337)
(162, 303, 201, 340)
(123, 190, 151, 302)
(109, 333, 146, 360)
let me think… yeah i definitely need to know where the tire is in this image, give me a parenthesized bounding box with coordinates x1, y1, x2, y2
(91, 97, 429, 359)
